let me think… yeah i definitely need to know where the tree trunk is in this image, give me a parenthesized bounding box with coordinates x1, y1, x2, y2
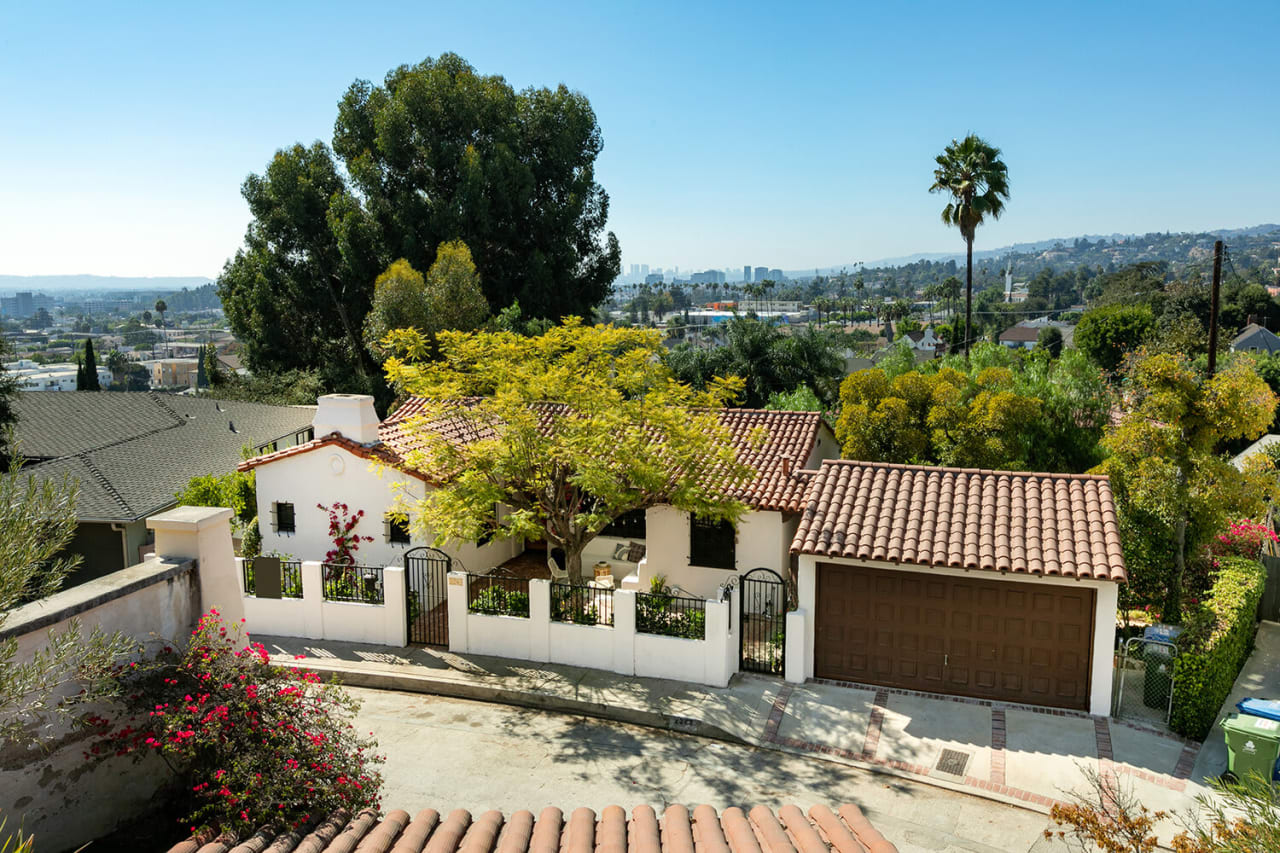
(964, 237, 974, 361)
(1164, 515, 1188, 622)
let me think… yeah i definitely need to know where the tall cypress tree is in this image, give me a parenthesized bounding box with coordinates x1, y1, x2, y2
(196, 344, 208, 389)
(82, 339, 101, 391)
(75, 359, 85, 390)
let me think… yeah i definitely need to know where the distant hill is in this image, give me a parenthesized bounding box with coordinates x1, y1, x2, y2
(0, 274, 213, 293)
(802, 224, 1280, 277)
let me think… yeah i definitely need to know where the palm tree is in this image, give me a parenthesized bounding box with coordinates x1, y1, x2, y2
(929, 135, 1010, 360)
(154, 298, 168, 357)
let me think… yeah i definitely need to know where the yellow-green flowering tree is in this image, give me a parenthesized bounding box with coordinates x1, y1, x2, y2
(1095, 351, 1279, 619)
(382, 319, 754, 579)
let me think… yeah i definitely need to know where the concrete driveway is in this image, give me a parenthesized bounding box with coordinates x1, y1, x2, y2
(349, 687, 1066, 853)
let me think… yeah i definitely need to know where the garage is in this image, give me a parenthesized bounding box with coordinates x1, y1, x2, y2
(790, 459, 1128, 715)
(814, 562, 1095, 709)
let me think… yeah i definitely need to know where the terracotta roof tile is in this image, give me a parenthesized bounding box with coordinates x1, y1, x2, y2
(790, 459, 1126, 582)
(241, 400, 830, 513)
(166, 806, 894, 853)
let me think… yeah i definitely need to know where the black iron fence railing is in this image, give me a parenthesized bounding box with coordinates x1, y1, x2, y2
(322, 562, 385, 604)
(550, 582, 614, 627)
(635, 591, 706, 640)
(242, 559, 304, 598)
(466, 572, 530, 617)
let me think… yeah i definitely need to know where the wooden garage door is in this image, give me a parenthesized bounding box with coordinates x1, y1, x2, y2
(815, 563, 1095, 710)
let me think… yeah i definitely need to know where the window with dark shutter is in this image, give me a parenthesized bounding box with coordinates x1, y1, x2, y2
(689, 516, 735, 569)
(274, 502, 296, 534)
(601, 507, 647, 539)
(387, 515, 411, 544)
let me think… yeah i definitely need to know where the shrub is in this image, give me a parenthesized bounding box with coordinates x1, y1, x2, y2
(1169, 557, 1266, 739)
(87, 609, 383, 835)
(469, 585, 529, 617)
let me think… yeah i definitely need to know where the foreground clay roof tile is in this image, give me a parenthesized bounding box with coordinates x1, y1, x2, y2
(790, 458, 1126, 582)
(241, 400, 829, 513)
(167, 805, 897, 853)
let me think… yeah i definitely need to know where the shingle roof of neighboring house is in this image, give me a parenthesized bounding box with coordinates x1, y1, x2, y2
(997, 325, 1041, 343)
(790, 458, 1126, 582)
(12, 392, 315, 523)
(165, 804, 897, 853)
(242, 400, 831, 513)
(1231, 323, 1280, 354)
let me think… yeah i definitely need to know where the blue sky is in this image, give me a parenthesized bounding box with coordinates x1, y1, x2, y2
(1, 1, 1276, 278)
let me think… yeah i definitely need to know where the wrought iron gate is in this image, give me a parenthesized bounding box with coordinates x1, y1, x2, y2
(405, 547, 453, 646)
(740, 567, 787, 674)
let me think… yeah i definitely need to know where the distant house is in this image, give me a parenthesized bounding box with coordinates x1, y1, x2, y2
(998, 317, 1074, 351)
(998, 325, 1041, 350)
(11, 392, 316, 584)
(1230, 323, 1280, 355)
(899, 326, 944, 353)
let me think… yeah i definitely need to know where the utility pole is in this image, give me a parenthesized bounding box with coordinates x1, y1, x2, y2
(1207, 239, 1223, 377)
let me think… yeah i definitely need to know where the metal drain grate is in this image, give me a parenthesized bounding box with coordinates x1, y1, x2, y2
(935, 748, 970, 776)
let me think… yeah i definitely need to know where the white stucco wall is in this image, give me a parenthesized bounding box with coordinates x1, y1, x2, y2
(795, 554, 1119, 716)
(236, 559, 407, 647)
(252, 445, 520, 572)
(639, 505, 792, 599)
(445, 575, 736, 687)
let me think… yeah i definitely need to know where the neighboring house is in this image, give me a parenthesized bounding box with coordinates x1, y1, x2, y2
(898, 326, 943, 354)
(11, 392, 316, 583)
(143, 357, 202, 388)
(239, 395, 841, 599)
(997, 324, 1040, 350)
(4, 359, 112, 391)
(790, 459, 1125, 715)
(1230, 323, 1280, 355)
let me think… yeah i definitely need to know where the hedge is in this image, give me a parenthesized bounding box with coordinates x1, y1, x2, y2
(1169, 556, 1266, 739)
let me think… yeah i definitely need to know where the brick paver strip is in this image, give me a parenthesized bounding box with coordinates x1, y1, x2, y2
(762, 683, 794, 742)
(990, 708, 1007, 786)
(860, 690, 889, 761)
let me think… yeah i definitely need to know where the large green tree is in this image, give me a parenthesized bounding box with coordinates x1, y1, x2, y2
(929, 135, 1010, 360)
(382, 320, 751, 580)
(835, 343, 1110, 473)
(220, 53, 620, 393)
(1075, 304, 1155, 372)
(362, 243, 489, 362)
(1096, 351, 1277, 619)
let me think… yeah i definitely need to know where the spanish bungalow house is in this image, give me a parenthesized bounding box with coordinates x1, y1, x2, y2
(239, 395, 1125, 714)
(788, 458, 1125, 715)
(239, 394, 840, 599)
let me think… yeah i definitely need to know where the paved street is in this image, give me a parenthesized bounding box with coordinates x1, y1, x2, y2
(350, 687, 1069, 853)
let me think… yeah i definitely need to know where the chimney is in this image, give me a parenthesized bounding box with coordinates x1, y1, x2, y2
(780, 455, 793, 477)
(313, 394, 380, 445)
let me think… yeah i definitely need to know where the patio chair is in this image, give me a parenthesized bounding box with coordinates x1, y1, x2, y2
(547, 550, 570, 582)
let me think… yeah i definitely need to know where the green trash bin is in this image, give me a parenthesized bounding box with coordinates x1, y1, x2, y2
(1220, 712, 1280, 781)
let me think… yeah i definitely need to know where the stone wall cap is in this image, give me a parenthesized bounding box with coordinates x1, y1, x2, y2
(147, 505, 234, 531)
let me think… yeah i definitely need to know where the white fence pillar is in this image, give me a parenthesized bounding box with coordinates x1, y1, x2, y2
(529, 579, 551, 663)
(612, 589, 636, 676)
(301, 561, 324, 639)
(382, 566, 408, 647)
(704, 598, 732, 687)
(785, 608, 807, 684)
(447, 571, 469, 653)
(147, 506, 240, 623)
